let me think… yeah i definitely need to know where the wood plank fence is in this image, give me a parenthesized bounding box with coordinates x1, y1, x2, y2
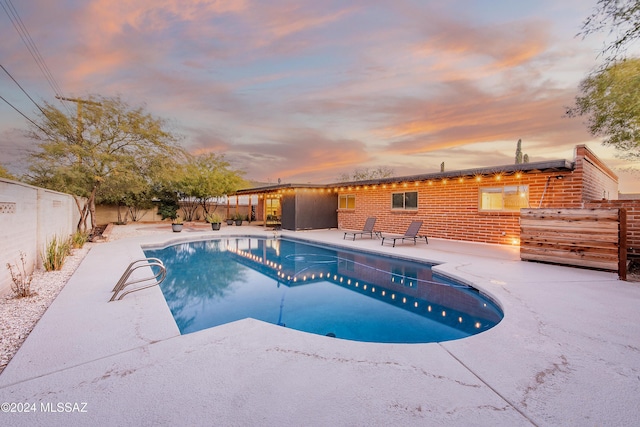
(520, 208, 627, 280)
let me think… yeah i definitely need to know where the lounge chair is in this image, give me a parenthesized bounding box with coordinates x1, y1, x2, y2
(343, 217, 377, 240)
(380, 220, 428, 247)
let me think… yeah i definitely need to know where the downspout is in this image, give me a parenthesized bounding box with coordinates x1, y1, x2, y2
(538, 175, 563, 208)
(538, 176, 552, 208)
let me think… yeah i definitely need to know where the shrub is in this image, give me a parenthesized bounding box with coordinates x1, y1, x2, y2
(205, 213, 223, 223)
(42, 235, 71, 271)
(6, 251, 33, 298)
(71, 231, 89, 249)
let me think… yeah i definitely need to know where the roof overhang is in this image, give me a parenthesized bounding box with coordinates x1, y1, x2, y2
(233, 159, 574, 195)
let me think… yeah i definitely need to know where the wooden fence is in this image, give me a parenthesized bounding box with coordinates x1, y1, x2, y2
(520, 208, 627, 280)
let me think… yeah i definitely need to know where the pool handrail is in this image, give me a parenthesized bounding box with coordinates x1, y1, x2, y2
(110, 258, 167, 302)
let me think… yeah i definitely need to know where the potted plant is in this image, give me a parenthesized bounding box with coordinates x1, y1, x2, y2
(226, 217, 234, 226)
(171, 217, 183, 232)
(206, 213, 223, 231)
(233, 212, 244, 226)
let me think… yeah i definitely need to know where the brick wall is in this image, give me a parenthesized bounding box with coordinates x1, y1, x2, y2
(575, 145, 618, 201)
(585, 199, 640, 257)
(338, 145, 619, 245)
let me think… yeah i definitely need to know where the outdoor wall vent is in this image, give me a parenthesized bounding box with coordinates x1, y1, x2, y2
(0, 202, 16, 214)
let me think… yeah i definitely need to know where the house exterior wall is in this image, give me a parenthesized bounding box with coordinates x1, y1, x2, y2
(281, 194, 296, 230)
(294, 192, 338, 230)
(337, 145, 619, 245)
(574, 145, 619, 202)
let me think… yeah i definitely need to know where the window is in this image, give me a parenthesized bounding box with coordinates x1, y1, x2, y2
(338, 194, 355, 210)
(391, 191, 418, 210)
(479, 185, 529, 212)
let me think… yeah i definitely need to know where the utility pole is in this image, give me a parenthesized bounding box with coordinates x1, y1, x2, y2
(55, 96, 101, 142)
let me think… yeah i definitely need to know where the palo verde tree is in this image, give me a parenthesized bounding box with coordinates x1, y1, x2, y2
(174, 153, 246, 221)
(0, 164, 15, 179)
(26, 95, 183, 232)
(566, 58, 640, 160)
(579, 0, 640, 62)
(98, 152, 182, 223)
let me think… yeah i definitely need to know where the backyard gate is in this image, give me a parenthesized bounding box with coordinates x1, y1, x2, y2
(520, 208, 627, 280)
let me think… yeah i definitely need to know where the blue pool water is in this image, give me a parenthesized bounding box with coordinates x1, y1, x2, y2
(144, 237, 502, 343)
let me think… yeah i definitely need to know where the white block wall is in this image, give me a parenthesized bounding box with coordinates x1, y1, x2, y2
(0, 178, 87, 294)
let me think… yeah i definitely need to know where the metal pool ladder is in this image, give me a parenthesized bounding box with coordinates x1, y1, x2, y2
(110, 258, 167, 302)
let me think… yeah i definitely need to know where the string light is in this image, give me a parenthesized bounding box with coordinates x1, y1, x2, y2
(227, 240, 498, 332)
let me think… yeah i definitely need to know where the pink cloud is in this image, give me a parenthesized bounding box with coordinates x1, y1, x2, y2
(415, 18, 550, 69)
(224, 129, 373, 182)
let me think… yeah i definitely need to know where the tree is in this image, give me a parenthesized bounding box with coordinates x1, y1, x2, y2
(579, 0, 640, 62)
(0, 164, 15, 180)
(337, 166, 395, 182)
(26, 95, 183, 232)
(98, 151, 181, 223)
(176, 153, 246, 220)
(98, 168, 154, 223)
(566, 58, 640, 160)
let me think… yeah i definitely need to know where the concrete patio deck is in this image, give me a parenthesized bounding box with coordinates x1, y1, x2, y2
(0, 224, 638, 426)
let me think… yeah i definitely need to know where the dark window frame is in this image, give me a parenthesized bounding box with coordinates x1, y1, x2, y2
(391, 191, 418, 210)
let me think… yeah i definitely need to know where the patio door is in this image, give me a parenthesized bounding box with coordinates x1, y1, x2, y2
(265, 197, 281, 227)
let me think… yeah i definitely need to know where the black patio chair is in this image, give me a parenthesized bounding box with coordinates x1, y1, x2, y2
(343, 217, 377, 240)
(380, 220, 428, 247)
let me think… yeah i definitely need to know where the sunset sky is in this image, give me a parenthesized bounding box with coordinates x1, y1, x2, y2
(1, 0, 639, 192)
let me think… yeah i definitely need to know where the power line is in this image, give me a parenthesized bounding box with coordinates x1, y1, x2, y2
(1, 0, 72, 115)
(1, 63, 45, 114)
(2, 0, 64, 97)
(0, 94, 47, 133)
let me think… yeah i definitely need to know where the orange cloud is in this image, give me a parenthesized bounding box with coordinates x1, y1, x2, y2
(378, 85, 590, 156)
(261, 5, 355, 41)
(412, 11, 550, 70)
(222, 130, 373, 182)
(85, 0, 247, 36)
(62, 0, 248, 81)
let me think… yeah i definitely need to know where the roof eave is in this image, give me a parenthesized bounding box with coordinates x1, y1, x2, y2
(233, 159, 574, 194)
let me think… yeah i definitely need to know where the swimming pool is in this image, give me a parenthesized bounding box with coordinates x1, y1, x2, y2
(144, 237, 502, 343)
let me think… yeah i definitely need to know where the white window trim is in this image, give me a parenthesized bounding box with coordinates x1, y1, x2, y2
(478, 185, 529, 212)
(338, 194, 356, 210)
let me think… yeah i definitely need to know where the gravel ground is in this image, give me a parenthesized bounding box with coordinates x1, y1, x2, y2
(0, 244, 92, 374)
(0, 223, 179, 375)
